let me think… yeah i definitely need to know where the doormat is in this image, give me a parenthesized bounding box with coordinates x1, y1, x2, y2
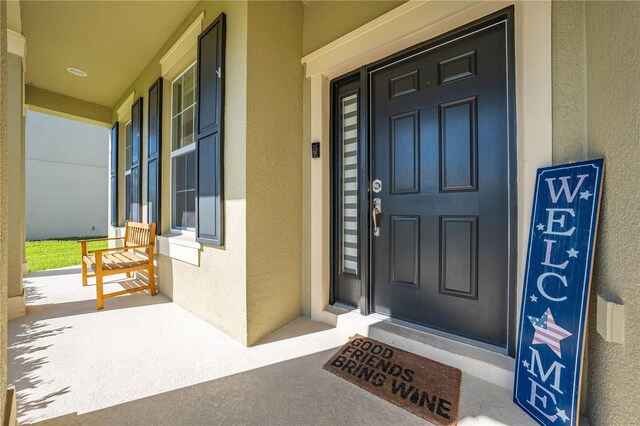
(323, 335, 462, 425)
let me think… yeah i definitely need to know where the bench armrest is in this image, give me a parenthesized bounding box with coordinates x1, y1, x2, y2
(88, 245, 152, 254)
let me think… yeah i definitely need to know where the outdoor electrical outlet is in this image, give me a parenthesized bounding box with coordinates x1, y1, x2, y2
(597, 294, 624, 344)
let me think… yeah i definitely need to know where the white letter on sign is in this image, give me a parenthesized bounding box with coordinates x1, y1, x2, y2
(544, 208, 576, 236)
(546, 174, 588, 203)
(537, 272, 568, 302)
(542, 239, 569, 270)
(528, 347, 565, 393)
(528, 378, 559, 422)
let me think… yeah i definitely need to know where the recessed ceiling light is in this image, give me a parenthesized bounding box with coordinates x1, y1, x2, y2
(67, 67, 87, 77)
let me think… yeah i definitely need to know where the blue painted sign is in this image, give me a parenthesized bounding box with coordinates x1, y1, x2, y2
(514, 159, 604, 426)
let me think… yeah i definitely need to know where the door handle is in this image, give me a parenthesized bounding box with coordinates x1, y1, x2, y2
(372, 198, 382, 237)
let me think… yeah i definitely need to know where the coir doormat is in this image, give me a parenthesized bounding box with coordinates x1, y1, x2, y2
(323, 335, 462, 425)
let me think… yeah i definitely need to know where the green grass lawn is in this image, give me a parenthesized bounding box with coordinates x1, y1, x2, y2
(26, 237, 108, 273)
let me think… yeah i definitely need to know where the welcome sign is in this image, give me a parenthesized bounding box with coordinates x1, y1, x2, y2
(514, 159, 604, 425)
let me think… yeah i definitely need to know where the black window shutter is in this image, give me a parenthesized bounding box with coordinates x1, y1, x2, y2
(130, 97, 143, 222)
(147, 78, 162, 233)
(195, 14, 225, 246)
(110, 123, 119, 226)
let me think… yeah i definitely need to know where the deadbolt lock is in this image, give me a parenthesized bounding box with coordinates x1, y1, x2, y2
(372, 179, 382, 193)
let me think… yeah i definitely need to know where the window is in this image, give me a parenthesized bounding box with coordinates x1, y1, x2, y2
(331, 75, 362, 308)
(341, 93, 359, 275)
(171, 63, 197, 230)
(124, 120, 132, 221)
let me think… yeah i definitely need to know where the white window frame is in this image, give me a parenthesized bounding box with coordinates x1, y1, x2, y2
(170, 61, 198, 234)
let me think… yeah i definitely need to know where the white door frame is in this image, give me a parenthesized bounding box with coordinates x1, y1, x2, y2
(301, 1, 553, 335)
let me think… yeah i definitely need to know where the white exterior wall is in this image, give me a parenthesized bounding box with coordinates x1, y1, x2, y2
(25, 110, 109, 240)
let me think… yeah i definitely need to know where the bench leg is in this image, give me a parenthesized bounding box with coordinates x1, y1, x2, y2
(81, 261, 88, 286)
(81, 241, 88, 286)
(148, 262, 157, 296)
(126, 272, 132, 278)
(95, 253, 104, 310)
(96, 274, 104, 310)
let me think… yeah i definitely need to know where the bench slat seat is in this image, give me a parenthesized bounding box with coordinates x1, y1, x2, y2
(78, 221, 157, 310)
(83, 252, 147, 270)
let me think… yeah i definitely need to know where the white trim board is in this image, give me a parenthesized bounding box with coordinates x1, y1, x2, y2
(160, 12, 204, 79)
(7, 29, 26, 59)
(116, 91, 135, 123)
(301, 1, 553, 349)
(8, 291, 26, 320)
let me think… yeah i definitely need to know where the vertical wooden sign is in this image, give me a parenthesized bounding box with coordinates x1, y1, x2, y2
(514, 159, 604, 425)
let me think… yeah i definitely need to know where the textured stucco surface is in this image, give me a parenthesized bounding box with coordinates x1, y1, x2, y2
(0, 0, 9, 419)
(112, 0, 306, 346)
(582, 2, 640, 424)
(25, 111, 109, 240)
(131, 1, 251, 344)
(551, 0, 587, 164)
(245, 1, 304, 345)
(302, 1, 405, 56)
(7, 53, 23, 298)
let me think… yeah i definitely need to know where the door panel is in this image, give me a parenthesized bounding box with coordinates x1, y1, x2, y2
(371, 21, 512, 348)
(439, 97, 477, 192)
(390, 111, 420, 194)
(389, 215, 420, 287)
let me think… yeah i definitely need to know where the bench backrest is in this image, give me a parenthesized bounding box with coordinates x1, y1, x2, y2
(124, 221, 156, 249)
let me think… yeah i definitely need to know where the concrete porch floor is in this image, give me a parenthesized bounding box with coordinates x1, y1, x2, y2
(8, 267, 535, 425)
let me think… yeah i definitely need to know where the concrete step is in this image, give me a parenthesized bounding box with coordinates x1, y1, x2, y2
(322, 305, 515, 391)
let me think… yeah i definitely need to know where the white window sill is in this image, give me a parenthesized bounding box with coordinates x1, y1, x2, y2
(157, 232, 202, 266)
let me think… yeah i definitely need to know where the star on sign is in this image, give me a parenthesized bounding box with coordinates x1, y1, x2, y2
(528, 308, 572, 358)
(536, 223, 545, 231)
(556, 408, 570, 422)
(530, 294, 538, 302)
(579, 190, 593, 200)
(522, 360, 530, 369)
(567, 248, 579, 258)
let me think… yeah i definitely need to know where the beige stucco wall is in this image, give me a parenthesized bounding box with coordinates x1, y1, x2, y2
(0, 0, 9, 418)
(300, 0, 404, 316)
(552, 1, 640, 423)
(7, 52, 23, 299)
(551, 0, 587, 164)
(110, 0, 250, 343)
(302, 1, 405, 56)
(583, 2, 640, 424)
(109, 0, 309, 346)
(245, 1, 303, 345)
(111, 0, 306, 346)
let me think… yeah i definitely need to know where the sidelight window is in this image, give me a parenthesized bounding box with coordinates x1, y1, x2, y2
(341, 93, 359, 275)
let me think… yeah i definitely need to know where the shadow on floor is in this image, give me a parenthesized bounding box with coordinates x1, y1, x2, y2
(22, 279, 170, 322)
(25, 346, 529, 426)
(28, 348, 426, 426)
(254, 317, 334, 346)
(9, 320, 73, 419)
(10, 278, 171, 421)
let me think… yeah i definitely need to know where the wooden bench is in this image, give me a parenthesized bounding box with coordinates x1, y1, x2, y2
(78, 221, 157, 310)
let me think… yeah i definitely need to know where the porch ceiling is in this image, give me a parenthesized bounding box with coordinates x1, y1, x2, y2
(21, 0, 198, 108)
